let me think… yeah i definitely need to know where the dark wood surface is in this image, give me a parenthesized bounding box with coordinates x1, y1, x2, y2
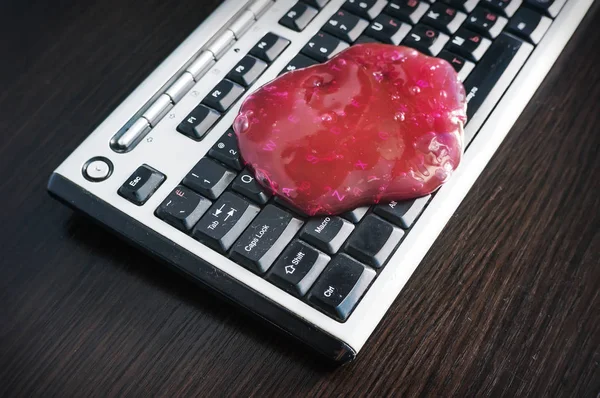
(1, 0, 599, 396)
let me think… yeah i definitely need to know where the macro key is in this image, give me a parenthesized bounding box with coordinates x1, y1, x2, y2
(118, 164, 165, 206)
(322, 9, 369, 43)
(364, 14, 412, 45)
(250, 33, 290, 62)
(192, 192, 260, 253)
(302, 32, 350, 62)
(155, 186, 212, 232)
(202, 79, 245, 112)
(230, 204, 303, 274)
(374, 195, 431, 229)
(227, 55, 268, 87)
(420, 3, 467, 35)
(307, 254, 376, 321)
(446, 28, 492, 62)
(279, 54, 319, 76)
(182, 158, 236, 199)
(267, 240, 330, 297)
(177, 104, 221, 140)
(207, 129, 242, 171)
(344, 214, 404, 268)
(279, 2, 318, 32)
(463, 7, 508, 39)
(384, 0, 431, 24)
(300, 216, 355, 255)
(231, 168, 272, 205)
(402, 24, 449, 56)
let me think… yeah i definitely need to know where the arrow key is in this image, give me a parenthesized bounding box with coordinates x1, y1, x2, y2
(267, 240, 330, 297)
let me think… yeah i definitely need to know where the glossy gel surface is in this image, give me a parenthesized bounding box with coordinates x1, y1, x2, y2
(234, 44, 467, 216)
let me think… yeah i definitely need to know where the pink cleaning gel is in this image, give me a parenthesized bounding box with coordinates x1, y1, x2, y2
(233, 44, 467, 216)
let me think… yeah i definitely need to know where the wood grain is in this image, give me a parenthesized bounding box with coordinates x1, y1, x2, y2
(1, 1, 598, 396)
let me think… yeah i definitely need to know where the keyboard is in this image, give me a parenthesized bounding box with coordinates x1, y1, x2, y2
(47, 0, 593, 363)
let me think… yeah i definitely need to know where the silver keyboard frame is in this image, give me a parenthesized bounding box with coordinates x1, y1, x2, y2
(48, 0, 594, 361)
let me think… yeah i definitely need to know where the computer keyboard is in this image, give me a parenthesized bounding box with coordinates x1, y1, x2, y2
(48, 0, 593, 362)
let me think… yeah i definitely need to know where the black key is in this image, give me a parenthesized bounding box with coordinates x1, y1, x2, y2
(364, 14, 411, 45)
(304, 0, 329, 8)
(480, 0, 521, 17)
(525, 0, 562, 17)
(279, 54, 319, 76)
(273, 196, 308, 216)
(118, 164, 165, 206)
(344, 214, 404, 268)
(402, 24, 448, 56)
(307, 254, 376, 321)
(182, 158, 236, 199)
(464, 7, 507, 39)
(301, 32, 350, 62)
(374, 195, 431, 228)
(230, 205, 303, 274)
(446, 28, 491, 61)
(421, 3, 467, 34)
(192, 192, 260, 253)
(343, 0, 388, 20)
(279, 2, 318, 32)
(353, 34, 381, 44)
(385, 0, 430, 24)
(250, 33, 290, 63)
(341, 206, 370, 223)
(231, 168, 272, 205)
(155, 186, 212, 232)
(207, 129, 242, 171)
(440, 0, 479, 12)
(267, 240, 330, 297)
(322, 9, 369, 43)
(177, 104, 221, 140)
(437, 50, 475, 81)
(202, 79, 245, 112)
(226, 55, 268, 87)
(506, 8, 551, 44)
(300, 216, 355, 255)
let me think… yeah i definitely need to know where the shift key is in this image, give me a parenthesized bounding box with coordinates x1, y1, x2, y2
(230, 205, 303, 274)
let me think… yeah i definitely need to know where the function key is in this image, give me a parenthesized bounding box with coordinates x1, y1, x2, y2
(437, 50, 475, 81)
(440, 0, 480, 12)
(307, 254, 376, 321)
(226, 55, 268, 87)
(266, 240, 330, 297)
(480, 0, 522, 17)
(446, 27, 491, 61)
(344, 214, 404, 268)
(250, 33, 290, 63)
(207, 129, 243, 171)
(155, 186, 212, 232)
(304, 0, 330, 8)
(402, 24, 449, 56)
(300, 216, 355, 255)
(506, 8, 552, 44)
(192, 192, 260, 253)
(301, 32, 350, 62)
(279, 54, 319, 76)
(231, 168, 272, 205)
(374, 195, 431, 229)
(342, 0, 388, 20)
(177, 104, 220, 140)
(384, 0, 430, 24)
(463, 6, 507, 38)
(364, 14, 412, 45)
(279, 2, 318, 32)
(322, 9, 369, 43)
(230, 204, 303, 274)
(182, 158, 236, 200)
(118, 165, 165, 206)
(201, 79, 245, 112)
(525, 0, 565, 17)
(420, 3, 467, 35)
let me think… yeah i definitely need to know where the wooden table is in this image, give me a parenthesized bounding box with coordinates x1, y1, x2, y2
(1, 1, 599, 396)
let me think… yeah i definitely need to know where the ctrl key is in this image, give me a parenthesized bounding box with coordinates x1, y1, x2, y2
(118, 164, 165, 205)
(307, 254, 376, 322)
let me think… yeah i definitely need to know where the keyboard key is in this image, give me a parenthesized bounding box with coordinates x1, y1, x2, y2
(273, 196, 308, 216)
(402, 24, 449, 56)
(343, 0, 388, 20)
(374, 195, 431, 228)
(525, 0, 564, 17)
(437, 50, 475, 81)
(300, 216, 355, 255)
(279, 54, 319, 76)
(463, 7, 507, 38)
(207, 129, 243, 171)
(506, 8, 552, 44)
(266, 240, 330, 297)
(364, 14, 412, 45)
(155, 186, 212, 232)
(202, 79, 245, 112)
(384, 0, 430, 24)
(307, 254, 376, 321)
(322, 9, 369, 43)
(118, 165, 165, 206)
(192, 192, 260, 252)
(226, 55, 268, 87)
(480, 0, 522, 17)
(231, 168, 272, 205)
(342, 206, 370, 223)
(304, 0, 330, 9)
(354, 34, 381, 44)
(231, 205, 303, 274)
(250, 33, 290, 62)
(279, 2, 318, 32)
(440, 0, 480, 12)
(301, 32, 350, 62)
(182, 158, 236, 199)
(344, 214, 404, 268)
(177, 104, 221, 140)
(420, 3, 467, 34)
(446, 28, 491, 61)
